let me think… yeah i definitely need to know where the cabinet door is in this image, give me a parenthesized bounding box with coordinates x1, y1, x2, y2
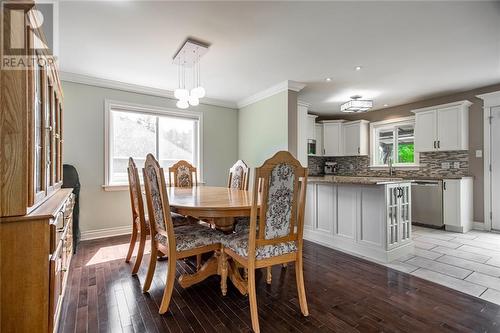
(343, 123, 360, 156)
(32, 62, 46, 204)
(443, 180, 460, 227)
(399, 184, 412, 243)
(315, 124, 323, 156)
(414, 110, 437, 152)
(323, 123, 342, 156)
(437, 106, 463, 151)
(386, 184, 400, 249)
(49, 242, 63, 333)
(307, 115, 316, 140)
(304, 184, 316, 230)
(316, 184, 335, 233)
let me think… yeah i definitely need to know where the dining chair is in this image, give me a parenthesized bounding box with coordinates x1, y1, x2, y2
(168, 160, 197, 187)
(142, 154, 223, 314)
(228, 160, 250, 191)
(220, 151, 309, 333)
(125, 158, 191, 275)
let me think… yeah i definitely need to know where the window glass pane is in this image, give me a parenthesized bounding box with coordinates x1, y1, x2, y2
(158, 116, 195, 169)
(397, 126, 415, 163)
(111, 110, 156, 184)
(377, 130, 394, 165)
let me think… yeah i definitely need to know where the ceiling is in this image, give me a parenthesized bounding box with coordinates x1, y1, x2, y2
(58, 1, 500, 114)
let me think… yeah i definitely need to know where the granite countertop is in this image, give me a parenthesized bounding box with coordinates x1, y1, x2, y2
(309, 174, 473, 181)
(308, 175, 408, 185)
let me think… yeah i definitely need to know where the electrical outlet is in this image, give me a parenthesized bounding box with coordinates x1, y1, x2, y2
(441, 162, 450, 169)
(453, 162, 461, 169)
(476, 150, 483, 158)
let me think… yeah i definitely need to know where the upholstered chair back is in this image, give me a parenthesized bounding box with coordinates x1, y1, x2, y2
(247, 151, 308, 250)
(143, 154, 176, 253)
(127, 158, 147, 229)
(228, 160, 250, 191)
(168, 160, 197, 187)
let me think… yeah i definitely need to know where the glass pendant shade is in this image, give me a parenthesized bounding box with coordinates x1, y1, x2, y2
(176, 100, 189, 109)
(188, 95, 200, 106)
(174, 88, 189, 100)
(191, 86, 206, 99)
(340, 99, 373, 113)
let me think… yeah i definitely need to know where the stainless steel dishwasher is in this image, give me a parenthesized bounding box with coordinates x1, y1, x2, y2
(411, 180, 443, 227)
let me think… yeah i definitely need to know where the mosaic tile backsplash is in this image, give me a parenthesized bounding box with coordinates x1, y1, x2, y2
(308, 151, 469, 178)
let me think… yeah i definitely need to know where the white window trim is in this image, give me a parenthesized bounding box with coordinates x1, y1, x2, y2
(369, 116, 420, 169)
(103, 99, 204, 191)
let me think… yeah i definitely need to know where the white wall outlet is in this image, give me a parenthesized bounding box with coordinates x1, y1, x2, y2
(476, 150, 483, 158)
(441, 162, 450, 169)
(453, 162, 461, 169)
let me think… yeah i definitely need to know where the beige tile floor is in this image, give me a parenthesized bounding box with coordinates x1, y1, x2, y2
(385, 225, 500, 305)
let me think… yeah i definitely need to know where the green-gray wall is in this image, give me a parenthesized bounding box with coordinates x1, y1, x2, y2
(238, 91, 289, 168)
(62, 81, 238, 235)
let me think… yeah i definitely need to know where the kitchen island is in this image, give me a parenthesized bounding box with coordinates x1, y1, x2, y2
(304, 176, 414, 262)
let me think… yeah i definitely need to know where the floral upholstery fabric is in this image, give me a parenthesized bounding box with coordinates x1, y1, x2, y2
(230, 166, 244, 189)
(155, 224, 223, 252)
(221, 231, 297, 260)
(171, 212, 191, 227)
(234, 217, 259, 233)
(145, 164, 166, 231)
(264, 163, 295, 240)
(177, 165, 192, 187)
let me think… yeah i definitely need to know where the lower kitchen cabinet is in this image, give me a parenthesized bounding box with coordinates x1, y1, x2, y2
(443, 177, 473, 233)
(304, 182, 413, 262)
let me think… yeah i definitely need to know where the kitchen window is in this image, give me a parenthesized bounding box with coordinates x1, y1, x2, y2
(104, 100, 202, 188)
(370, 117, 419, 168)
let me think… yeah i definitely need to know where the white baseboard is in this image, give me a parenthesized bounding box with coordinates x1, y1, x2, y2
(473, 221, 486, 231)
(81, 226, 131, 241)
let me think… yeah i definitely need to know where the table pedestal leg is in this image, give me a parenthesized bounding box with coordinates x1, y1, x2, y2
(178, 254, 219, 288)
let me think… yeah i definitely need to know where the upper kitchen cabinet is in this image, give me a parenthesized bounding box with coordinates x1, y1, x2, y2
(322, 120, 344, 156)
(343, 120, 369, 156)
(315, 123, 323, 156)
(413, 100, 472, 152)
(307, 114, 318, 140)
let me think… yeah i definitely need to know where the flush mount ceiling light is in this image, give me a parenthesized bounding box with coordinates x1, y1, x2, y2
(325, 77, 332, 82)
(340, 95, 373, 113)
(355, 66, 362, 71)
(173, 38, 209, 109)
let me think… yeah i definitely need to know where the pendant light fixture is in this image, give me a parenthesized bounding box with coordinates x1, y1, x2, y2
(340, 95, 373, 113)
(173, 38, 209, 109)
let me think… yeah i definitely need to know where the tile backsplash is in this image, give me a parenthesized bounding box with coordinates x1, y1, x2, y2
(308, 151, 469, 178)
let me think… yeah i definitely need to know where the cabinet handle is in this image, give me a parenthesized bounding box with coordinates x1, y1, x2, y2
(438, 141, 440, 149)
(357, 147, 360, 154)
(443, 181, 446, 190)
(433, 141, 436, 149)
(46, 126, 53, 131)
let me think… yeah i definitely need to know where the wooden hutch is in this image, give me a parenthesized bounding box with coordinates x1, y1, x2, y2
(0, 2, 74, 332)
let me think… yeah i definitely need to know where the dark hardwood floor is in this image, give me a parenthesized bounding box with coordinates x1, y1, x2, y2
(59, 235, 500, 333)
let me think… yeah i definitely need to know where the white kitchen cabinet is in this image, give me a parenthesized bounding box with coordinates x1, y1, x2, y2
(413, 100, 471, 152)
(385, 183, 412, 250)
(315, 124, 323, 156)
(317, 183, 335, 233)
(296, 102, 310, 166)
(306, 114, 317, 140)
(322, 120, 344, 156)
(443, 177, 473, 233)
(342, 120, 369, 156)
(304, 181, 413, 262)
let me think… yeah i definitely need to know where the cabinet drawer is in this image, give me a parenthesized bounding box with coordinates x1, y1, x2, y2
(49, 242, 63, 333)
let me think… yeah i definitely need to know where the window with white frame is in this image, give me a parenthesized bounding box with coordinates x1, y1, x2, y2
(370, 117, 418, 167)
(105, 101, 201, 186)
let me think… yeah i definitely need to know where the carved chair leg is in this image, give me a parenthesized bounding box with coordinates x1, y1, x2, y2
(248, 267, 260, 333)
(295, 255, 309, 317)
(142, 245, 158, 293)
(125, 226, 137, 264)
(244, 268, 248, 281)
(282, 263, 287, 269)
(132, 231, 146, 275)
(220, 250, 228, 296)
(266, 266, 272, 285)
(159, 257, 176, 314)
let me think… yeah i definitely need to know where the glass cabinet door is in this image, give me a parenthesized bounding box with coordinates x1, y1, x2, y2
(55, 96, 62, 183)
(386, 184, 399, 249)
(45, 81, 53, 189)
(34, 63, 44, 196)
(399, 184, 412, 242)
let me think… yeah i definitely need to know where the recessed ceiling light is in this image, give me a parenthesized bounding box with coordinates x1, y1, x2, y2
(355, 66, 362, 71)
(325, 77, 332, 82)
(384, 104, 389, 107)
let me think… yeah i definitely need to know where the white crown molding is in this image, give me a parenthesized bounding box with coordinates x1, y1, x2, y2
(59, 71, 238, 110)
(237, 80, 306, 109)
(297, 99, 311, 108)
(477, 91, 500, 107)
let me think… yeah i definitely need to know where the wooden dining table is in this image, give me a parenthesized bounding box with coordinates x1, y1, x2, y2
(167, 185, 259, 294)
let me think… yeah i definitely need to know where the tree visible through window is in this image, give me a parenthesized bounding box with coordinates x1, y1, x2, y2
(108, 107, 199, 185)
(371, 118, 417, 167)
